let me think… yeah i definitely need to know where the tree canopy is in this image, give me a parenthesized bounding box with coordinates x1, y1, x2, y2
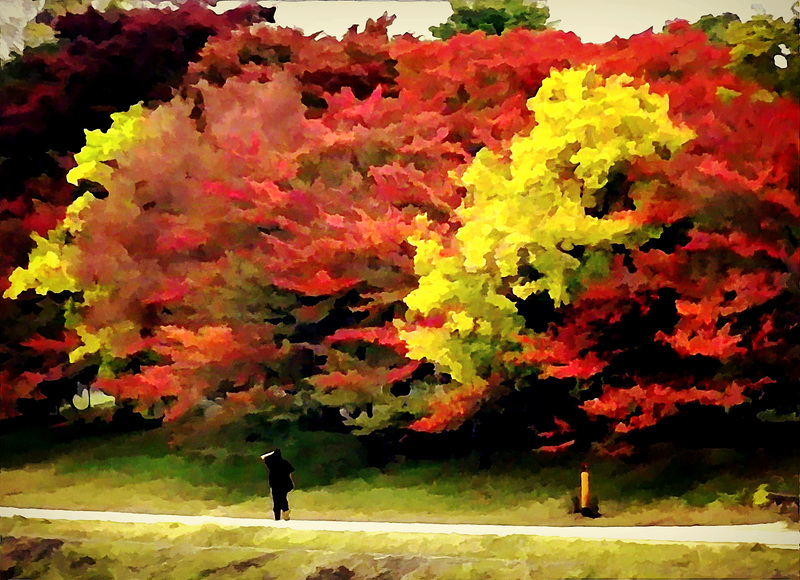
(2, 5, 798, 452)
(429, 0, 552, 40)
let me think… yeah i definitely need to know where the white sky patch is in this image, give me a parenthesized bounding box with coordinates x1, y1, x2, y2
(212, 1, 795, 40)
(547, 0, 794, 42)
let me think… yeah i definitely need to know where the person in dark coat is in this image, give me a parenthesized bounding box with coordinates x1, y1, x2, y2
(261, 448, 295, 521)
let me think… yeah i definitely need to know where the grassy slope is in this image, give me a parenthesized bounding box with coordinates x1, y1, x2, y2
(1, 422, 797, 528)
(1, 517, 797, 580)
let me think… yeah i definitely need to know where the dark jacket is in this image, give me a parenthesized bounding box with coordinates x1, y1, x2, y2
(263, 449, 294, 493)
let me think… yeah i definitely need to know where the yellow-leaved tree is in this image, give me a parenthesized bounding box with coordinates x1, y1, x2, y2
(399, 65, 695, 431)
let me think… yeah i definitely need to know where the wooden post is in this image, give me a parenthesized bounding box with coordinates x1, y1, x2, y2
(580, 463, 590, 511)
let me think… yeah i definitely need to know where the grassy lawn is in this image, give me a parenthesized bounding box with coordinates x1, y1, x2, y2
(1, 517, 797, 579)
(1, 422, 797, 528)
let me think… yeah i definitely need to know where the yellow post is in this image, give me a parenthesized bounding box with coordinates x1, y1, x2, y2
(580, 463, 590, 511)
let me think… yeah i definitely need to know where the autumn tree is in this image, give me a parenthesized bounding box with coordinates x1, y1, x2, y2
(401, 24, 800, 448)
(399, 65, 695, 433)
(0, 2, 275, 422)
(5, 16, 797, 452)
(3, 19, 469, 430)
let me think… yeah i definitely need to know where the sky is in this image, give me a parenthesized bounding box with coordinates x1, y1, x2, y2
(547, 0, 795, 43)
(213, 0, 797, 40)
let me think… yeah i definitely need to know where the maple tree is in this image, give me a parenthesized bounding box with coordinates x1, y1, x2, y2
(578, 23, 800, 442)
(3, 12, 798, 451)
(399, 23, 799, 446)
(4, 18, 467, 430)
(0, 2, 275, 422)
(0, 0, 275, 286)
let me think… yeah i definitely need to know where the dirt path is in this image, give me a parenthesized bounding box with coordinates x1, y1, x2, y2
(1, 506, 797, 550)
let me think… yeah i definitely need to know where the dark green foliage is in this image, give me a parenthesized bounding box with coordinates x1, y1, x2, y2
(430, 0, 551, 40)
(690, 12, 741, 44)
(690, 9, 799, 101)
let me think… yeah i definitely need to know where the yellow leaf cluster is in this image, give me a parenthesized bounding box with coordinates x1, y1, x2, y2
(4, 190, 122, 363)
(7, 103, 148, 364)
(66, 103, 146, 186)
(4, 192, 98, 300)
(401, 65, 694, 385)
(70, 322, 136, 364)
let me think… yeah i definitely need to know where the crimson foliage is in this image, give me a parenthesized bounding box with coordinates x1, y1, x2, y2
(4, 15, 798, 451)
(0, 2, 275, 421)
(1, 3, 275, 278)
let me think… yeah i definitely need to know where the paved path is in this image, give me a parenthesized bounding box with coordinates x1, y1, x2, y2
(1, 507, 798, 550)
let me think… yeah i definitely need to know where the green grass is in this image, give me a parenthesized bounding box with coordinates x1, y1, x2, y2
(1, 422, 797, 527)
(1, 517, 797, 579)
(2, 424, 798, 578)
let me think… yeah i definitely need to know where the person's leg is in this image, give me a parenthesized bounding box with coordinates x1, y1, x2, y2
(271, 488, 283, 520)
(273, 490, 288, 520)
(279, 493, 290, 520)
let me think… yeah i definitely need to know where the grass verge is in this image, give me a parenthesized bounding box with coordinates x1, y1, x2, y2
(1, 517, 797, 579)
(1, 423, 797, 527)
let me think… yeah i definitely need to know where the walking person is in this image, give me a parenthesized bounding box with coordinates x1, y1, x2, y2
(261, 448, 295, 521)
